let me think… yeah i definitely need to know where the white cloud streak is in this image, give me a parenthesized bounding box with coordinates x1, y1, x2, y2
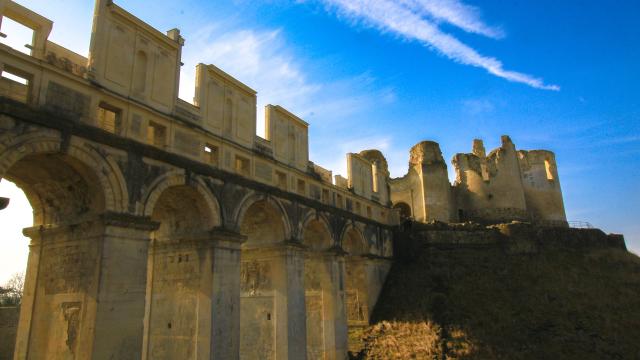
(399, 0, 504, 39)
(320, 0, 559, 91)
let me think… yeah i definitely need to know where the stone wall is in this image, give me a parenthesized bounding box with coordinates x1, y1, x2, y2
(395, 221, 626, 261)
(0, 306, 19, 360)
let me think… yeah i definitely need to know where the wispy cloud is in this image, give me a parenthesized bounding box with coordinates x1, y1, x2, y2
(399, 0, 504, 39)
(319, 0, 559, 91)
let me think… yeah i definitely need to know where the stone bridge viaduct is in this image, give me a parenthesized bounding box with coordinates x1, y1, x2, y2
(0, 1, 395, 359)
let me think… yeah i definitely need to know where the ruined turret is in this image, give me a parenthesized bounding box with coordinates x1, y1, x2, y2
(390, 141, 452, 222)
(453, 136, 535, 223)
(518, 150, 567, 226)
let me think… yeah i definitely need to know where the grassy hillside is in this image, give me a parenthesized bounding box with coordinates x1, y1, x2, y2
(353, 226, 640, 359)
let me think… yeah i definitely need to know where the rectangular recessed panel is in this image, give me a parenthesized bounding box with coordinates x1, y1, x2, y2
(240, 296, 275, 360)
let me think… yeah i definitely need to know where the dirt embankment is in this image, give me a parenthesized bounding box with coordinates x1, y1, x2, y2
(352, 223, 640, 359)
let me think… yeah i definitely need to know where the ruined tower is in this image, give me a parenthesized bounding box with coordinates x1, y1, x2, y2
(390, 141, 452, 222)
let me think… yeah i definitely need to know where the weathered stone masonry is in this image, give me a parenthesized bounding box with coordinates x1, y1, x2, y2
(0, 1, 568, 359)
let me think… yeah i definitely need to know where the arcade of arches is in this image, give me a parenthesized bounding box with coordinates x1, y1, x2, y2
(0, 129, 393, 360)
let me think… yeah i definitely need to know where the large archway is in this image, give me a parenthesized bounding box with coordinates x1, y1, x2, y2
(0, 139, 150, 360)
(237, 196, 306, 360)
(143, 182, 220, 359)
(3, 152, 107, 360)
(393, 202, 412, 221)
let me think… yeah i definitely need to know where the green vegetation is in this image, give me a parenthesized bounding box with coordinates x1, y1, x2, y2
(354, 242, 640, 359)
(0, 273, 24, 306)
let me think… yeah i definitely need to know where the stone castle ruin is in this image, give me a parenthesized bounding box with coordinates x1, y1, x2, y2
(0, 1, 570, 359)
(389, 136, 566, 226)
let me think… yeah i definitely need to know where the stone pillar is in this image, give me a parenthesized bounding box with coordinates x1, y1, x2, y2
(142, 229, 244, 360)
(274, 245, 307, 360)
(320, 252, 348, 360)
(14, 213, 157, 360)
(209, 230, 245, 360)
(240, 244, 307, 360)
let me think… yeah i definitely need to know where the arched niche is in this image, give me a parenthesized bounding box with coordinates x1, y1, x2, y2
(239, 199, 288, 248)
(150, 184, 218, 241)
(302, 216, 333, 251)
(393, 202, 412, 221)
(342, 226, 367, 256)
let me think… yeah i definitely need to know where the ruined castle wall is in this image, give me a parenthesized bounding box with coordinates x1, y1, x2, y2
(518, 150, 567, 225)
(391, 141, 452, 222)
(453, 137, 528, 223)
(420, 161, 452, 222)
(452, 153, 490, 220)
(415, 141, 451, 222)
(390, 168, 424, 221)
(348, 153, 374, 200)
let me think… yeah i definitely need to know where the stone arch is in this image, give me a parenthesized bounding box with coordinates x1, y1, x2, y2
(142, 171, 221, 227)
(237, 194, 302, 359)
(0, 131, 140, 360)
(300, 211, 334, 251)
(0, 132, 128, 224)
(235, 193, 292, 243)
(340, 223, 367, 256)
(143, 172, 221, 242)
(393, 201, 412, 221)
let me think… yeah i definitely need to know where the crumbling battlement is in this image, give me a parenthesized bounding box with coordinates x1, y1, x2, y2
(389, 136, 567, 226)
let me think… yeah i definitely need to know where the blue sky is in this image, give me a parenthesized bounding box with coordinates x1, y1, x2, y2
(0, 0, 638, 281)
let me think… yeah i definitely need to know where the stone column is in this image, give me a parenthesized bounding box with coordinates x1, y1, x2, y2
(14, 212, 157, 360)
(327, 252, 349, 360)
(274, 244, 307, 360)
(142, 229, 244, 360)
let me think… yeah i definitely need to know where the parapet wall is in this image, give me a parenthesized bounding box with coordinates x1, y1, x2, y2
(395, 221, 626, 260)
